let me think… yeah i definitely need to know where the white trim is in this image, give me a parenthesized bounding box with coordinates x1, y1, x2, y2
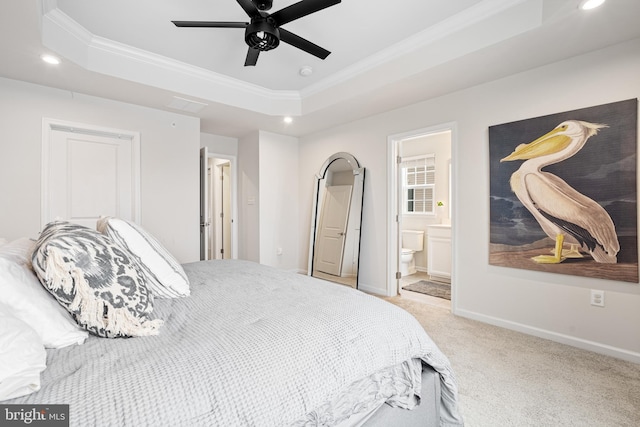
(356, 281, 380, 296)
(449, 124, 459, 315)
(206, 152, 239, 260)
(401, 154, 436, 215)
(456, 308, 640, 364)
(300, 0, 532, 98)
(41, 0, 539, 117)
(41, 7, 301, 117)
(41, 118, 141, 227)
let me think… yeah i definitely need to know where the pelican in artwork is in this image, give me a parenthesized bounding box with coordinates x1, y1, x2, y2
(500, 120, 619, 264)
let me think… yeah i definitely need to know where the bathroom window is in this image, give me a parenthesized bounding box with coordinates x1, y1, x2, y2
(402, 155, 435, 214)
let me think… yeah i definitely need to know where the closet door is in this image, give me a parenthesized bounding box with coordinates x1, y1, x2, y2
(42, 119, 140, 229)
(314, 185, 352, 276)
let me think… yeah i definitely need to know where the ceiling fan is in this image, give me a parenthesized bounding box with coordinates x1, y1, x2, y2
(172, 0, 341, 66)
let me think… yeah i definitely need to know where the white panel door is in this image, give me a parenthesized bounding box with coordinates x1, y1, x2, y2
(200, 147, 210, 260)
(314, 185, 352, 276)
(43, 120, 140, 229)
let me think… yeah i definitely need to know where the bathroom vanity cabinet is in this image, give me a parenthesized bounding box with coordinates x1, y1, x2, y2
(427, 224, 451, 282)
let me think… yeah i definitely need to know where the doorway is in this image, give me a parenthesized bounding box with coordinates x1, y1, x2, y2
(387, 123, 456, 310)
(200, 148, 238, 260)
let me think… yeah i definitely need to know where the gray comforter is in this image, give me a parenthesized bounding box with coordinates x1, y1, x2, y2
(6, 260, 463, 426)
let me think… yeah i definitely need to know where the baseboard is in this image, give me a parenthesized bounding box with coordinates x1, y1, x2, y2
(357, 281, 387, 296)
(455, 308, 640, 364)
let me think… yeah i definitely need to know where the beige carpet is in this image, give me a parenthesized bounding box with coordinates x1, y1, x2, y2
(384, 296, 640, 426)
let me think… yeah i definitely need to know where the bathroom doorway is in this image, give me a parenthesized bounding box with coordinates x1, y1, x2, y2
(387, 123, 455, 310)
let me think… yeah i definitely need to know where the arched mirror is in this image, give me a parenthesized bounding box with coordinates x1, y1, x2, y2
(308, 152, 365, 288)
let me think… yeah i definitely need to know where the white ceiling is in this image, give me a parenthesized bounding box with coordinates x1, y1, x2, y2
(1, 0, 639, 138)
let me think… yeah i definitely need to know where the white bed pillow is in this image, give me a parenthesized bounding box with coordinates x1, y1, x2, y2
(97, 217, 190, 298)
(0, 302, 47, 401)
(0, 237, 36, 266)
(0, 257, 88, 348)
(0, 237, 7, 246)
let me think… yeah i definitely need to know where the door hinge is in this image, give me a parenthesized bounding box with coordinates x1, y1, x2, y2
(396, 155, 402, 164)
(396, 271, 402, 280)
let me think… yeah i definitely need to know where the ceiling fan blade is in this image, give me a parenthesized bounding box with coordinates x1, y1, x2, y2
(236, 0, 262, 19)
(245, 47, 260, 66)
(172, 21, 248, 28)
(279, 28, 330, 59)
(271, 0, 341, 26)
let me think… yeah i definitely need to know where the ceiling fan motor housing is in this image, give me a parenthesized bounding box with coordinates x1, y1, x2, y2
(245, 19, 280, 51)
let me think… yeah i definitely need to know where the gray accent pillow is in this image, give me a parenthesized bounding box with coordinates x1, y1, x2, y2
(31, 221, 163, 338)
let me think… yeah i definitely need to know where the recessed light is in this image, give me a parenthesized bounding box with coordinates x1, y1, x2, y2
(41, 54, 60, 65)
(579, 0, 605, 10)
(283, 116, 293, 124)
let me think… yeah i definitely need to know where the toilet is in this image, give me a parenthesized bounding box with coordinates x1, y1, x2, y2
(401, 230, 424, 277)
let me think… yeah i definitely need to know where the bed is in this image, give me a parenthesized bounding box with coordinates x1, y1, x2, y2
(0, 220, 463, 427)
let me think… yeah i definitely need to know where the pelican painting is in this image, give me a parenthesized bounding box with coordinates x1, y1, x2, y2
(500, 120, 620, 264)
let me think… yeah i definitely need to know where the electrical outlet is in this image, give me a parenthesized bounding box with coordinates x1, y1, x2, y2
(590, 290, 605, 307)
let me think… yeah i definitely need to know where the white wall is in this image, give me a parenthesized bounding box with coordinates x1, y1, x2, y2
(201, 132, 238, 157)
(236, 131, 299, 269)
(238, 132, 260, 262)
(0, 77, 200, 263)
(298, 38, 640, 362)
(259, 131, 299, 270)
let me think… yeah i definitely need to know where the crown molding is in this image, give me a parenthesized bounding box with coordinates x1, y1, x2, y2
(299, 0, 532, 99)
(41, 4, 302, 116)
(41, 0, 537, 117)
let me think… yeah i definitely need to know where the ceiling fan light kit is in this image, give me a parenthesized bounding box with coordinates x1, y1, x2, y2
(172, 0, 341, 66)
(245, 20, 280, 51)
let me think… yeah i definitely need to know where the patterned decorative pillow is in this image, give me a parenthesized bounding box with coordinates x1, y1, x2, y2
(31, 221, 163, 338)
(97, 217, 190, 298)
